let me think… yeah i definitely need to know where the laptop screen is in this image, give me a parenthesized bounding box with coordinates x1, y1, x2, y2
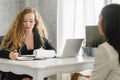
(85, 25, 104, 47)
(59, 39, 83, 58)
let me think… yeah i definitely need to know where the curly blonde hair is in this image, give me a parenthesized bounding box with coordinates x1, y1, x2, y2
(1, 7, 48, 51)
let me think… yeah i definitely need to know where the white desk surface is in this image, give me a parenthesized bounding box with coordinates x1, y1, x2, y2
(0, 56, 94, 80)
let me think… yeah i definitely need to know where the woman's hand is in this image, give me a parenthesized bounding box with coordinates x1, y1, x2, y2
(9, 50, 19, 60)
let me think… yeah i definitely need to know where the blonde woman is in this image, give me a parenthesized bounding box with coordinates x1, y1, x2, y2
(0, 7, 55, 80)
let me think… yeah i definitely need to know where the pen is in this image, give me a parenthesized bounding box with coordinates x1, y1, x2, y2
(6, 49, 21, 57)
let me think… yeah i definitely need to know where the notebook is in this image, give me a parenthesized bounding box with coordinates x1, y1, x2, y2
(56, 39, 83, 58)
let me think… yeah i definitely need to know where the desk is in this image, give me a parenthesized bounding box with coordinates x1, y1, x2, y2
(0, 56, 94, 80)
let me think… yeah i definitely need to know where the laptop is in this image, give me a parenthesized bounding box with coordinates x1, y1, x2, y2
(85, 25, 103, 45)
(56, 39, 83, 58)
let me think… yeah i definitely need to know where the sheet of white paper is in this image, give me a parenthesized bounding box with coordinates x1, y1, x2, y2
(17, 57, 34, 61)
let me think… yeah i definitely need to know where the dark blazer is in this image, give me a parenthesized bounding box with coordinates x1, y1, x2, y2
(0, 29, 55, 59)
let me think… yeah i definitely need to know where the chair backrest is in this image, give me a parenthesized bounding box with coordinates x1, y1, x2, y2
(0, 36, 4, 44)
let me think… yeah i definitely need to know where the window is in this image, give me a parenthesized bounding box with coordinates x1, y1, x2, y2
(112, 0, 120, 3)
(57, 0, 106, 53)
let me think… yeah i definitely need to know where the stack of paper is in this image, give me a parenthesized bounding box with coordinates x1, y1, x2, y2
(33, 49, 56, 59)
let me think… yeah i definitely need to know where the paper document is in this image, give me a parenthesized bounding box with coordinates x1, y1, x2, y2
(17, 57, 35, 61)
(17, 49, 56, 61)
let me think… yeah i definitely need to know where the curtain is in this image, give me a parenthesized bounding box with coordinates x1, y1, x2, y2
(57, 0, 105, 53)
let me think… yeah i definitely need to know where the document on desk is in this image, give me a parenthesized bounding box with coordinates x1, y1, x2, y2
(17, 50, 56, 61)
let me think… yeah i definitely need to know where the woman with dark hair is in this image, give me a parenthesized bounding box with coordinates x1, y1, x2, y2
(90, 4, 120, 80)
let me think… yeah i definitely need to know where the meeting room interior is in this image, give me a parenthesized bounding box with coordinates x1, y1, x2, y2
(0, 0, 119, 80)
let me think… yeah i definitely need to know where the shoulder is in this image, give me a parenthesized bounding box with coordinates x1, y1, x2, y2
(96, 42, 118, 65)
(98, 42, 118, 57)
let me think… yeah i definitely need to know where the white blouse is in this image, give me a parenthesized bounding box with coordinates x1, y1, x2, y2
(90, 42, 120, 80)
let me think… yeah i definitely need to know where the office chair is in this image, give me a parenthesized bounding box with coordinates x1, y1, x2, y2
(0, 36, 4, 44)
